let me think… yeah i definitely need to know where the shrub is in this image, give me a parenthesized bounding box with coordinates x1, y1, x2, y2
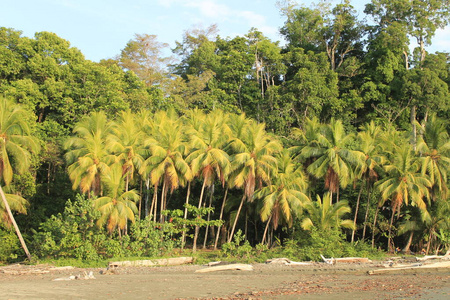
(0, 226, 21, 263)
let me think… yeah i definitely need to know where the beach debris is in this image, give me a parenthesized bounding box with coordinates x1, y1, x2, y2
(334, 257, 372, 263)
(368, 260, 450, 275)
(108, 257, 194, 268)
(204, 261, 230, 266)
(0, 264, 76, 275)
(265, 258, 313, 265)
(48, 266, 75, 271)
(320, 255, 336, 265)
(416, 252, 450, 261)
(53, 271, 96, 281)
(320, 255, 371, 264)
(195, 263, 254, 273)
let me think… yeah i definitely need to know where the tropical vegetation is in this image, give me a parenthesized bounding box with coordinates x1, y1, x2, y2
(0, 0, 449, 263)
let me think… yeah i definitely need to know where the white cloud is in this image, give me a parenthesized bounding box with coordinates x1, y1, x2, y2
(431, 27, 450, 52)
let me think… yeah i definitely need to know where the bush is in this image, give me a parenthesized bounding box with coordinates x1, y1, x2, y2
(32, 194, 185, 261)
(221, 230, 252, 259)
(0, 227, 21, 263)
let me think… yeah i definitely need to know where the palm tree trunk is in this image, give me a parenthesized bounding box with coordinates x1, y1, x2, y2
(203, 186, 214, 249)
(371, 205, 379, 248)
(426, 230, 434, 255)
(228, 194, 246, 243)
(0, 185, 31, 261)
(388, 209, 395, 253)
(402, 231, 414, 253)
(151, 184, 158, 223)
(139, 179, 143, 219)
(214, 187, 228, 250)
(351, 183, 364, 243)
(244, 211, 248, 240)
(160, 180, 166, 223)
(181, 182, 191, 249)
(262, 215, 272, 245)
(362, 183, 372, 240)
(193, 180, 208, 252)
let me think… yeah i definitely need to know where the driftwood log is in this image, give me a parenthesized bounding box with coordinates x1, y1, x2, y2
(265, 258, 313, 265)
(109, 257, 194, 268)
(195, 264, 253, 273)
(320, 255, 371, 264)
(368, 261, 450, 275)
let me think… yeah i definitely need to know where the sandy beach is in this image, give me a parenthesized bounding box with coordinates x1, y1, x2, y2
(1, 260, 449, 299)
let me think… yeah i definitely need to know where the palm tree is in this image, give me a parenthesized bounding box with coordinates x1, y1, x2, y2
(109, 110, 145, 193)
(255, 149, 309, 244)
(65, 111, 115, 197)
(0, 97, 40, 260)
(352, 121, 386, 242)
(185, 110, 231, 251)
(228, 120, 282, 242)
(94, 164, 139, 236)
(376, 145, 432, 252)
(140, 110, 192, 223)
(416, 115, 450, 200)
(301, 192, 355, 231)
(0, 192, 27, 226)
(298, 118, 364, 204)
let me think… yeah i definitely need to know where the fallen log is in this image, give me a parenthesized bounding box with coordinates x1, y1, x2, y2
(334, 257, 371, 263)
(48, 266, 75, 271)
(368, 261, 450, 275)
(266, 258, 313, 265)
(416, 254, 450, 261)
(195, 264, 253, 273)
(109, 257, 194, 268)
(1, 269, 50, 275)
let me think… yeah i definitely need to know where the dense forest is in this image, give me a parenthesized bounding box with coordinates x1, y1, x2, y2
(1, 0, 449, 263)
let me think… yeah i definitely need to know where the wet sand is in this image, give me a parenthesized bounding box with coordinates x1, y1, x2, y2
(0, 262, 449, 299)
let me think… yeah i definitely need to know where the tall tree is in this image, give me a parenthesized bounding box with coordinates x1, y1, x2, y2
(185, 109, 231, 251)
(298, 118, 364, 203)
(228, 120, 282, 242)
(140, 110, 192, 223)
(109, 110, 145, 192)
(416, 115, 450, 199)
(255, 149, 309, 243)
(0, 97, 40, 260)
(377, 144, 432, 252)
(118, 34, 172, 87)
(65, 111, 115, 197)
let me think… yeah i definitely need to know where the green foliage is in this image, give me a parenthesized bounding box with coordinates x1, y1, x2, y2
(32, 194, 182, 260)
(221, 230, 252, 259)
(0, 226, 21, 262)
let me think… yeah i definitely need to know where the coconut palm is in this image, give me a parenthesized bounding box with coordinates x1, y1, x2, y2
(185, 109, 231, 251)
(301, 192, 355, 231)
(109, 110, 145, 192)
(255, 149, 309, 244)
(94, 163, 139, 236)
(65, 111, 115, 197)
(140, 110, 192, 223)
(0, 97, 40, 260)
(376, 145, 432, 252)
(228, 120, 282, 242)
(351, 121, 386, 242)
(298, 118, 365, 204)
(416, 115, 450, 200)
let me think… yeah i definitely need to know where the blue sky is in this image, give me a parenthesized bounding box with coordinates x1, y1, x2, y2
(1, 0, 449, 62)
